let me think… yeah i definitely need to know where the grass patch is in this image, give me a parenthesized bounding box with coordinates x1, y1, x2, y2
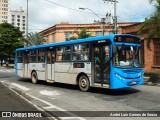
(144, 72, 160, 77)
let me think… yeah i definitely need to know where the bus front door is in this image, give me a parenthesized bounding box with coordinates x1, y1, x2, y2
(94, 44, 110, 86)
(47, 49, 55, 81)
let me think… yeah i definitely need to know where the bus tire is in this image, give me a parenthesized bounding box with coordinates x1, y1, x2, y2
(31, 71, 38, 84)
(78, 75, 90, 92)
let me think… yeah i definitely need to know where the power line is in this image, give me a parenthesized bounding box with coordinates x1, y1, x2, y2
(45, 0, 104, 17)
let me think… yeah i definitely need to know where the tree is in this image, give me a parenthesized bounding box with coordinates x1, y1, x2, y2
(0, 23, 23, 66)
(23, 32, 45, 46)
(70, 28, 92, 40)
(139, 0, 160, 49)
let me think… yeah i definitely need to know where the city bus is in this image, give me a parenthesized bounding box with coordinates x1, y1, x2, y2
(15, 34, 144, 91)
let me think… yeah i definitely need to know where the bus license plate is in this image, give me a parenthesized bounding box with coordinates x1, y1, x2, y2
(131, 81, 136, 85)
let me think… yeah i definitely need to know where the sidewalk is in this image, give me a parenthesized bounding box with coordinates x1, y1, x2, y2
(0, 65, 14, 69)
(144, 76, 160, 86)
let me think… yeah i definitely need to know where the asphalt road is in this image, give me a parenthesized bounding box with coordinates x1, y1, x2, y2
(0, 69, 160, 120)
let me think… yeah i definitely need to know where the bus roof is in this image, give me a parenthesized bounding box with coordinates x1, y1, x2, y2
(16, 34, 140, 51)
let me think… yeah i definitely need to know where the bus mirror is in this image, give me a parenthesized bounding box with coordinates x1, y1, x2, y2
(113, 45, 117, 55)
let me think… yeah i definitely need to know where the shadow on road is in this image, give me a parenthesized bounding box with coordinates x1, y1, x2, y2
(90, 87, 140, 96)
(18, 78, 140, 96)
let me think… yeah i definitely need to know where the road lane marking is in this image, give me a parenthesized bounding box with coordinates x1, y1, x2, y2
(11, 83, 30, 91)
(1, 80, 6, 83)
(26, 93, 86, 120)
(1, 83, 57, 120)
(40, 90, 60, 96)
(3, 82, 85, 120)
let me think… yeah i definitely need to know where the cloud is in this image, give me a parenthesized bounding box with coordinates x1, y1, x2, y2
(10, 0, 155, 32)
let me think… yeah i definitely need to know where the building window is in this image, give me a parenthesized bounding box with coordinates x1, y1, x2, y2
(154, 40, 160, 65)
(64, 32, 72, 41)
(44, 36, 48, 43)
(95, 31, 103, 36)
(52, 33, 55, 43)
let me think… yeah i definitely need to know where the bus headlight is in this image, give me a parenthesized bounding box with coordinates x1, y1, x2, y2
(114, 73, 125, 80)
(141, 71, 144, 78)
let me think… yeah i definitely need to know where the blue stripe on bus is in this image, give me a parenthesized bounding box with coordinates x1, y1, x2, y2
(16, 34, 140, 51)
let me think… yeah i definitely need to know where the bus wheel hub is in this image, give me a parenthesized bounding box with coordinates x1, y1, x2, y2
(81, 79, 87, 87)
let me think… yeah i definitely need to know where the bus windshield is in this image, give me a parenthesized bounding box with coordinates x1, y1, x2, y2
(113, 45, 142, 68)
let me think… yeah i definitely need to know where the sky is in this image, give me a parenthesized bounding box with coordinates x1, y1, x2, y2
(10, 0, 155, 32)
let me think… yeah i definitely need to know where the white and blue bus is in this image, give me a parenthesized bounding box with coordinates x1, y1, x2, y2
(15, 34, 144, 91)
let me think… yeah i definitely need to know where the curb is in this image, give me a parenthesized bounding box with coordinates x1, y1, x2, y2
(0, 67, 14, 70)
(144, 76, 160, 86)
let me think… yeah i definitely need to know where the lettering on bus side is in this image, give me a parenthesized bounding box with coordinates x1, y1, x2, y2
(73, 63, 84, 68)
(98, 40, 106, 43)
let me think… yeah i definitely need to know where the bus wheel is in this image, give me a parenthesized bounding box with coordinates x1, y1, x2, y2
(78, 75, 90, 92)
(31, 71, 38, 84)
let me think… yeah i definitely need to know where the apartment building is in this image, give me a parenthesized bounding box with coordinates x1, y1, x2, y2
(8, 8, 27, 35)
(0, 0, 10, 23)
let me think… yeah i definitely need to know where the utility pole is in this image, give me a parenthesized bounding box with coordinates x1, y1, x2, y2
(94, 18, 106, 36)
(103, 0, 118, 34)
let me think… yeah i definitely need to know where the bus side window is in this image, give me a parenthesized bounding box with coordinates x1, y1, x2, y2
(37, 49, 45, 62)
(17, 51, 23, 63)
(56, 47, 62, 61)
(72, 44, 89, 61)
(30, 50, 37, 63)
(63, 46, 71, 61)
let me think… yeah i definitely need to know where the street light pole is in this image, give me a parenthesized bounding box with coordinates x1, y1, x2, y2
(114, 0, 117, 34)
(79, 7, 105, 35)
(79, 8, 101, 20)
(26, 0, 28, 35)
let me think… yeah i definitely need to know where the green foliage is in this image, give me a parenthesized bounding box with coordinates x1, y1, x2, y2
(23, 32, 45, 46)
(139, 0, 160, 50)
(144, 72, 160, 77)
(70, 28, 92, 40)
(0, 23, 23, 62)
